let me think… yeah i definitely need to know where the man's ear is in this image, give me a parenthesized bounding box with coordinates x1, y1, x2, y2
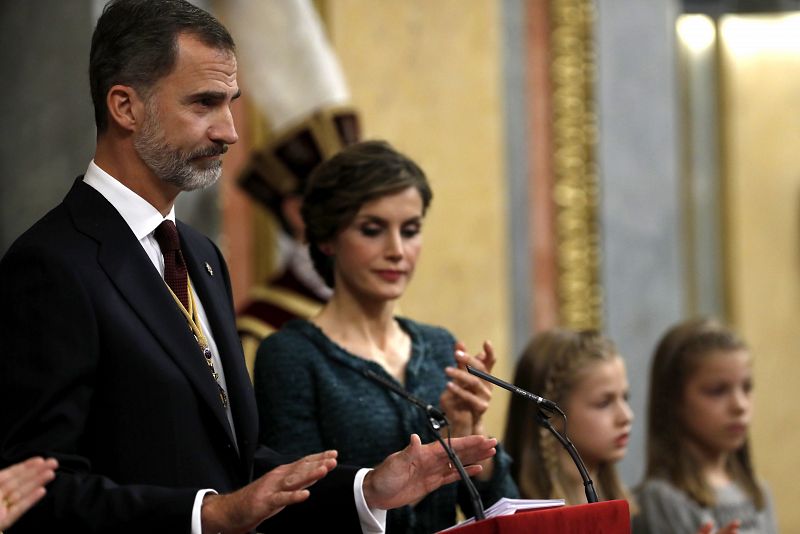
(106, 84, 145, 132)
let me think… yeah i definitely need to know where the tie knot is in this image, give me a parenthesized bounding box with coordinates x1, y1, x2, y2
(154, 220, 180, 252)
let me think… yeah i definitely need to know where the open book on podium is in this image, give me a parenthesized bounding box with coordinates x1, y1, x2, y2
(439, 497, 564, 531)
(439, 499, 631, 534)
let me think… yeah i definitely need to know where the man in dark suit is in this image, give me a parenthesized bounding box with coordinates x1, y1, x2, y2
(0, 1, 497, 532)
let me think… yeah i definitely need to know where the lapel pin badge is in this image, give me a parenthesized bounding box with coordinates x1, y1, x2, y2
(205, 262, 214, 276)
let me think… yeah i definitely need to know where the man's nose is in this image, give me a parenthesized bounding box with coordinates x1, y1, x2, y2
(209, 107, 239, 146)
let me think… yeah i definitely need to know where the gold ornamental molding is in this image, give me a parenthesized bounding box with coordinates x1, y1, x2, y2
(549, 0, 602, 330)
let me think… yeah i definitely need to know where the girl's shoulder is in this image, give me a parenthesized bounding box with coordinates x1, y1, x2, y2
(636, 478, 699, 508)
(757, 478, 775, 502)
(633, 478, 710, 534)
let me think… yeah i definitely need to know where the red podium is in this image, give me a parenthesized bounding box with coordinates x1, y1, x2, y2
(447, 500, 630, 534)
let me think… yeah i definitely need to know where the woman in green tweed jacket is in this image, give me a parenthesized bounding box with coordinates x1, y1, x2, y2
(253, 140, 518, 533)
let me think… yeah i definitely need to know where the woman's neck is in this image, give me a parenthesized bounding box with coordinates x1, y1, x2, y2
(312, 290, 410, 382)
(315, 289, 396, 338)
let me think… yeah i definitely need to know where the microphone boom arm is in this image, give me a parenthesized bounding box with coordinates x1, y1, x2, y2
(466, 366, 598, 504)
(534, 410, 598, 504)
(363, 369, 486, 520)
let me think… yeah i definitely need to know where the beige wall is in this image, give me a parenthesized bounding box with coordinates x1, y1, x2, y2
(323, 0, 513, 439)
(720, 14, 800, 532)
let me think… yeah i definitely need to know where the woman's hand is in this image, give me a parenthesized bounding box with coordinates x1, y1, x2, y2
(439, 341, 497, 480)
(440, 340, 496, 436)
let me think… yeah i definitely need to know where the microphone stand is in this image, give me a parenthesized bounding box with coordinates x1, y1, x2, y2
(363, 369, 486, 520)
(534, 408, 598, 504)
(466, 366, 598, 504)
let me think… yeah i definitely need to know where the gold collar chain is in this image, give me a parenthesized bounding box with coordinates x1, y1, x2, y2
(166, 279, 229, 408)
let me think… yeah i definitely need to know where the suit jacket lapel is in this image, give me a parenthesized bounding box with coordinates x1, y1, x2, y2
(180, 225, 258, 467)
(65, 180, 236, 449)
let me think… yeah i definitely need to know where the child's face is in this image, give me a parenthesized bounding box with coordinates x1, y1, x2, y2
(680, 349, 752, 456)
(563, 357, 633, 471)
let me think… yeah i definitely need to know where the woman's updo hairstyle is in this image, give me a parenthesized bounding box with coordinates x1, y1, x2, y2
(302, 140, 433, 287)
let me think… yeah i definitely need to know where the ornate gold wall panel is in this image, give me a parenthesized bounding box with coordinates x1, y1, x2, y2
(549, 0, 602, 330)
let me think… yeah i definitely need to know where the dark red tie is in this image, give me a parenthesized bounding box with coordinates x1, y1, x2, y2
(154, 220, 190, 310)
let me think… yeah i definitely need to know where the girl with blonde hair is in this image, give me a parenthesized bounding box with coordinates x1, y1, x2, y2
(504, 329, 634, 506)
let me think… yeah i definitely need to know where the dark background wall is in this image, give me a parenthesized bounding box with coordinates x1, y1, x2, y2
(0, 0, 96, 254)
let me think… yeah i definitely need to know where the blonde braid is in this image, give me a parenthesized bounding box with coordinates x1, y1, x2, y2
(539, 340, 574, 500)
(542, 330, 619, 504)
(506, 329, 623, 504)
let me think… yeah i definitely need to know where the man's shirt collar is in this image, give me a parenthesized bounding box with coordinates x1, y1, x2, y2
(83, 160, 176, 239)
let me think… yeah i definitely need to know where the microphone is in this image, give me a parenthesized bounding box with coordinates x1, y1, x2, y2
(466, 366, 598, 504)
(362, 369, 447, 422)
(466, 365, 558, 411)
(362, 368, 486, 520)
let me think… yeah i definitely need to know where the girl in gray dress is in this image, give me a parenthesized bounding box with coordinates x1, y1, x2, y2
(634, 318, 778, 534)
(504, 328, 743, 534)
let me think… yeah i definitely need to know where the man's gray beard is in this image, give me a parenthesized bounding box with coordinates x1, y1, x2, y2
(133, 110, 223, 192)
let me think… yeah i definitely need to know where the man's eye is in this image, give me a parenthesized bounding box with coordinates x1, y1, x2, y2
(195, 97, 218, 108)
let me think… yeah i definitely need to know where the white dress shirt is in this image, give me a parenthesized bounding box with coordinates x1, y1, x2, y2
(83, 161, 385, 534)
